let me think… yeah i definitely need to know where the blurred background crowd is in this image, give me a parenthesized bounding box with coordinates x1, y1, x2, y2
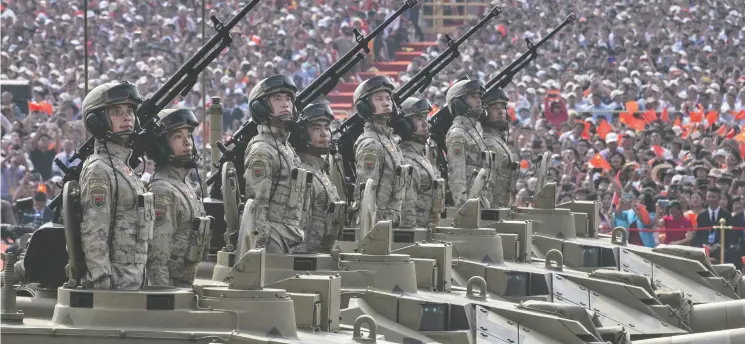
(1, 0, 745, 265)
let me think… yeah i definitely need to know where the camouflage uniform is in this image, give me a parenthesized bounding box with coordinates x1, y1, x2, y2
(148, 166, 209, 287)
(80, 141, 153, 290)
(483, 125, 516, 208)
(396, 97, 443, 229)
(400, 140, 442, 228)
(294, 152, 342, 253)
(243, 124, 306, 253)
(354, 121, 406, 225)
(482, 87, 517, 208)
(445, 79, 490, 207)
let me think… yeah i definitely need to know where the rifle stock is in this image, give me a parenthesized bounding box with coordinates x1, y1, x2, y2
(50, 0, 263, 213)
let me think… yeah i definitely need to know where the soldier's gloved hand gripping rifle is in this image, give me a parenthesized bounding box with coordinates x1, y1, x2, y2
(428, 14, 577, 182)
(335, 5, 503, 203)
(206, 0, 420, 198)
(49, 0, 264, 217)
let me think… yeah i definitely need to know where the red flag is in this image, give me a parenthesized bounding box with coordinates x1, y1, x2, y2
(740, 143, 745, 160)
(612, 170, 621, 207)
(652, 145, 664, 158)
(619, 111, 630, 125)
(716, 125, 727, 137)
(642, 109, 657, 123)
(629, 117, 646, 132)
(577, 120, 591, 139)
(597, 120, 612, 140)
(660, 107, 670, 122)
(726, 128, 735, 139)
(690, 111, 703, 123)
(588, 153, 612, 171)
(705, 110, 718, 128)
(735, 131, 745, 143)
(673, 117, 682, 128)
(735, 110, 745, 121)
(625, 101, 639, 115)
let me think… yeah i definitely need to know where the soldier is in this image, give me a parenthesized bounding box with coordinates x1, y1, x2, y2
(445, 79, 490, 207)
(79, 81, 154, 290)
(242, 75, 305, 253)
(481, 87, 517, 208)
(289, 103, 344, 253)
(146, 108, 211, 287)
(353, 76, 406, 226)
(395, 97, 444, 228)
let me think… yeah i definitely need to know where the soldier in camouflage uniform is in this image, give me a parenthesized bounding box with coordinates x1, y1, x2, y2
(353, 76, 406, 226)
(445, 79, 490, 207)
(481, 87, 518, 208)
(78, 81, 154, 290)
(146, 109, 211, 287)
(289, 103, 345, 253)
(394, 97, 444, 228)
(242, 75, 306, 253)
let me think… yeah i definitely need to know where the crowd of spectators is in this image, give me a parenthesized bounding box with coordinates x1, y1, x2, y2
(2, 0, 745, 265)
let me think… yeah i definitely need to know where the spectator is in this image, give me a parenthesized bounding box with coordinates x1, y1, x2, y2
(28, 125, 61, 180)
(18, 191, 53, 227)
(51, 139, 77, 177)
(657, 200, 693, 246)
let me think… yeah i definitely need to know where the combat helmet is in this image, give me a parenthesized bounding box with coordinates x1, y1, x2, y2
(481, 86, 510, 129)
(353, 75, 396, 121)
(82, 81, 143, 139)
(290, 102, 335, 155)
(248, 74, 298, 124)
(446, 78, 484, 118)
(147, 108, 201, 168)
(392, 97, 432, 142)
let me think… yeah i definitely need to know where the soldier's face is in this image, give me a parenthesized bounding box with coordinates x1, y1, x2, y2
(412, 114, 429, 137)
(269, 92, 293, 117)
(107, 104, 135, 135)
(465, 92, 482, 111)
(371, 90, 392, 115)
(486, 102, 507, 122)
(168, 127, 193, 157)
(308, 119, 331, 148)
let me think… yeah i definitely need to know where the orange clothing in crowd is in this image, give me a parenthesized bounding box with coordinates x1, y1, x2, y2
(684, 210, 698, 229)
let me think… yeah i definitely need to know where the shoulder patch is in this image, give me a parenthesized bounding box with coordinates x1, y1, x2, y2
(154, 201, 167, 226)
(88, 178, 109, 212)
(451, 142, 465, 156)
(360, 151, 378, 172)
(248, 157, 269, 180)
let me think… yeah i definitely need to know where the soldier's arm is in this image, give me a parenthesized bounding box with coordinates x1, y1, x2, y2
(447, 133, 468, 207)
(79, 163, 113, 289)
(400, 165, 420, 228)
(353, 140, 383, 203)
(243, 146, 276, 243)
(146, 182, 177, 286)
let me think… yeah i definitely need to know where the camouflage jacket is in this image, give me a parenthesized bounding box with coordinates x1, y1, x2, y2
(243, 124, 306, 252)
(445, 116, 489, 207)
(147, 165, 209, 287)
(353, 122, 406, 226)
(294, 152, 342, 253)
(400, 140, 442, 228)
(483, 125, 516, 208)
(79, 140, 153, 290)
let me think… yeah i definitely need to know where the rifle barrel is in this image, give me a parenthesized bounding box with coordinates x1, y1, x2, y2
(393, 5, 502, 104)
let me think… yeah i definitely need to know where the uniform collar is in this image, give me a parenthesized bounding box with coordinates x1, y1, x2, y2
(259, 123, 290, 142)
(453, 115, 482, 133)
(400, 140, 425, 154)
(154, 164, 190, 182)
(364, 121, 394, 138)
(94, 139, 132, 163)
(298, 152, 326, 171)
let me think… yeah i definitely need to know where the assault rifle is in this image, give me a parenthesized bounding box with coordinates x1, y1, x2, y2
(49, 0, 263, 215)
(206, 0, 419, 197)
(428, 13, 576, 181)
(335, 5, 503, 187)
